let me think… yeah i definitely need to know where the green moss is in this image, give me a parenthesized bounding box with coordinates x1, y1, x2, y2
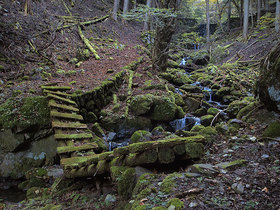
(131, 130, 152, 143)
(51, 111, 83, 120)
(172, 144, 186, 155)
(151, 96, 177, 121)
(236, 102, 257, 120)
(207, 107, 219, 115)
(133, 173, 157, 197)
(217, 159, 248, 169)
(190, 125, 205, 132)
(168, 198, 184, 210)
(200, 115, 214, 126)
(158, 147, 175, 164)
(151, 207, 167, 210)
(118, 168, 136, 199)
(160, 173, 181, 194)
(110, 166, 129, 181)
(125, 149, 158, 166)
(176, 106, 186, 119)
(263, 121, 280, 138)
(40, 204, 62, 210)
(92, 135, 107, 151)
(129, 94, 154, 115)
(198, 126, 217, 136)
(185, 142, 204, 159)
(0, 96, 50, 129)
(26, 187, 51, 199)
(25, 168, 48, 180)
(92, 122, 105, 137)
(55, 133, 93, 140)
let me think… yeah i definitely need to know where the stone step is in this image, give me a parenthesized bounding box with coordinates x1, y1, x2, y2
(60, 155, 98, 168)
(41, 85, 71, 91)
(43, 89, 73, 97)
(51, 110, 83, 121)
(57, 143, 98, 154)
(47, 93, 77, 105)
(52, 121, 88, 129)
(48, 100, 79, 112)
(54, 133, 93, 140)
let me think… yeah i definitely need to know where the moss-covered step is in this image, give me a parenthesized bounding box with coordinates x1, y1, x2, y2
(50, 111, 83, 120)
(48, 100, 79, 112)
(41, 85, 71, 91)
(52, 121, 87, 129)
(114, 135, 205, 156)
(54, 133, 93, 140)
(61, 154, 98, 168)
(57, 143, 98, 154)
(47, 93, 77, 105)
(43, 89, 73, 97)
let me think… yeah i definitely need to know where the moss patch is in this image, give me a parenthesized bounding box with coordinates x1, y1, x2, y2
(263, 121, 280, 138)
(0, 96, 50, 130)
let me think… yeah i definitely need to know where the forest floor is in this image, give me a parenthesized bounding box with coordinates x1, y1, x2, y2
(0, 1, 280, 210)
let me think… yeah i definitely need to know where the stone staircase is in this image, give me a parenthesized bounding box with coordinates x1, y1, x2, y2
(41, 84, 98, 164)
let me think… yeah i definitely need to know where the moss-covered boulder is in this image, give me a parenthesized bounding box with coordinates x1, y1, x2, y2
(118, 168, 136, 199)
(131, 130, 152, 143)
(256, 41, 280, 112)
(227, 97, 254, 118)
(180, 84, 202, 93)
(201, 115, 214, 126)
(92, 122, 105, 137)
(129, 94, 154, 115)
(0, 96, 50, 130)
(207, 107, 219, 115)
(151, 97, 177, 122)
(262, 121, 280, 138)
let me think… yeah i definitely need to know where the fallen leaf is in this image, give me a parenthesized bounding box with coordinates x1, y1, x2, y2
(262, 187, 269, 193)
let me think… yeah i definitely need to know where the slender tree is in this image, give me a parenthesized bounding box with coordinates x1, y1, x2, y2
(276, 0, 280, 32)
(144, 0, 152, 31)
(243, 0, 249, 40)
(257, 0, 261, 21)
(113, 0, 120, 21)
(24, 0, 31, 15)
(123, 0, 130, 15)
(227, 0, 232, 31)
(206, 0, 210, 42)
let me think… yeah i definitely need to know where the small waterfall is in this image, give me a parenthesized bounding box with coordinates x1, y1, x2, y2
(175, 88, 183, 95)
(180, 58, 186, 66)
(170, 117, 187, 131)
(193, 117, 201, 126)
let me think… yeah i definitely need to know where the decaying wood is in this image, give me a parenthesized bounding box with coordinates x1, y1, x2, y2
(78, 25, 100, 60)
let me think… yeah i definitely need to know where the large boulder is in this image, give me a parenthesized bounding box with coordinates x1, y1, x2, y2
(256, 42, 280, 112)
(0, 96, 56, 179)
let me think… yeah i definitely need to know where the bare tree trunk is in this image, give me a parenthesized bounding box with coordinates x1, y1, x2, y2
(276, 0, 280, 32)
(123, 0, 129, 15)
(216, 0, 225, 32)
(257, 0, 261, 21)
(227, 0, 232, 31)
(243, 0, 249, 40)
(144, 0, 152, 31)
(240, 0, 244, 26)
(206, 0, 210, 42)
(250, 0, 254, 28)
(133, 0, 137, 9)
(113, 0, 120, 21)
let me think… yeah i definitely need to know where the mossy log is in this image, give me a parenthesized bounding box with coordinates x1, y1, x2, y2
(78, 25, 100, 60)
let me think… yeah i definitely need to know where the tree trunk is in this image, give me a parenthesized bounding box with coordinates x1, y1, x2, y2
(227, 0, 232, 31)
(113, 0, 120, 21)
(243, 0, 249, 40)
(276, 0, 280, 32)
(152, 18, 175, 72)
(240, 0, 244, 26)
(152, 0, 178, 72)
(257, 0, 261, 21)
(133, 0, 137, 9)
(250, 0, 254, 28)
(123, 0, 129, 15)
(206, 0, 210, 42)
(144, 0, 152, 31)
